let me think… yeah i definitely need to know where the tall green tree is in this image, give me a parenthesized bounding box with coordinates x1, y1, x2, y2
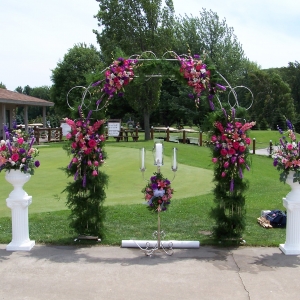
(50, 43, 103, 117)
(0, 82, 6, 89)
(279, 62, 300, 114)
(94, 0, 175, 139)
(247, 69, 295, 129)
(173, 9, 247, 87)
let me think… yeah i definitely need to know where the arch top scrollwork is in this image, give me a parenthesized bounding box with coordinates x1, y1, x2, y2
(67, 51, 253, 112)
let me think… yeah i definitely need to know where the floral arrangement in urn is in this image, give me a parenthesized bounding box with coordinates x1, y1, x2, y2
(0, 125, 40, 175)
(210, 108, 255, 191)
(272, 119, 300, 183)
(142, 172, 173, 212)
(64, 106, 106, 187)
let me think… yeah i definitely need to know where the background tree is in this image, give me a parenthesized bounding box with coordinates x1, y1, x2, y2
(0, 82, 6, 89)
(247, 69, 295, 129)
(173, 9, 247, 86)
(50, 43, 103, 117)
(94, 0, 175, 139)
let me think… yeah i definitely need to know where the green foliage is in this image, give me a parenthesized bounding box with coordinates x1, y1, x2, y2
(208, 108, 253, 240)
(0, 82, 6, 89)
(62, 108, 108, 238)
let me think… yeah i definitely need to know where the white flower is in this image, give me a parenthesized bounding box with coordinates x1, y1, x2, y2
(153, 189, 165, 197)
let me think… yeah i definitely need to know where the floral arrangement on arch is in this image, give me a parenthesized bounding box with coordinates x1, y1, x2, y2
(210, 108, 255, 191)
(178, 53, 226, 110)
(142, 172, 173, 212)
(0, 124, 40, 175)
(272, 119, 300, 183)
(92, 57, 137, 103)
(64, 107, 106, 187)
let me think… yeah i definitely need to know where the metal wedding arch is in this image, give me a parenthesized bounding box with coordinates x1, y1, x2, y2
(66, 50, 253, 112)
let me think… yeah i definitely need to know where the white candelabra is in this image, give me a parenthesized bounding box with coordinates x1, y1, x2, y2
(136, 142, 177, 255)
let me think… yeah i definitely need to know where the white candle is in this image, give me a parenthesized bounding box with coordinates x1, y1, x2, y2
(173, 148, 177, 169)
(156, 143, 162, 166)
(141, 148, 145, 169)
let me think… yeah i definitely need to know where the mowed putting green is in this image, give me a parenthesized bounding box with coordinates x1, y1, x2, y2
(103, 147, 213, 205)
(0, 145, 213, 217)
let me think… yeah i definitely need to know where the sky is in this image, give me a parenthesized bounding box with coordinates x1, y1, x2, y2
(1, 0, 300, 91)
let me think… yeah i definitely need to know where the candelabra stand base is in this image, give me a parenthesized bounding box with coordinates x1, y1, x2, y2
(133, 231, 174, 256)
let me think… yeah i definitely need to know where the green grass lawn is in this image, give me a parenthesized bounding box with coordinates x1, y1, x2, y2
(0, 136, 291, 247)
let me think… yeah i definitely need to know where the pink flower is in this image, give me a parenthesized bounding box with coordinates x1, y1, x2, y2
(92, 170, 98, 176)
(11, 153, 19, 162)
(233, 142, 240, 150)
(224, 161, 229, 168)
(88, 139, 97, 148)
(228, 148, 236, 155)
(211, 135, 217, 142)
(94, 161, 99, 166)
(72, 157, 78, 163)
(87, 160, 92, 166)
(71, 142, 77, 149)
(220, 149, 228, 156)
(17, 138, 24, 145)
(239, 146, 246, 152)
(212, 157, 218, 163)
(66, 133, 72, 139)
(239, 157, 245, 164)
(84, 148, 92, 155)
(235, 122, 242, 128)
(245, 138, 251, 145)
(221, 172, 226, 177)
(287, 143, 293, 150)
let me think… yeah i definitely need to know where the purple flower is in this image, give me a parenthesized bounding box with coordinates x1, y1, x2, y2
(239, 167, 243, 178)
(209, 99, 215, 110)
(273, 159, 278, 167)
(34, 160, 40, 167)
(92, 80, 101, 87)
(222, 108, 227, 118)
(82, 173, 86, 187)
(68, 160, 73, 169)
(216, 84, 226, 91)
(193, 54, 200, 59)
(29, 137, 35, 148)
(74, 171, 78, 181)
(86, 110, 92, 121)
(150, 176, 157, 182)
(231, 108, 235, 119)
(19, 148, 26, 154)
(286, 119, 293, 130)
(230, 178, 234, 192)
(151, 183, 158, 190)
(96, 98, 102, 106)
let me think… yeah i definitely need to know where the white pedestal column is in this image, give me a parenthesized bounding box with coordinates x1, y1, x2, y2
(279, 172, 300, 255)
(279, 197, 300, 255)
(5, 170, 35, 251)
(6, 196, 35, 251)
